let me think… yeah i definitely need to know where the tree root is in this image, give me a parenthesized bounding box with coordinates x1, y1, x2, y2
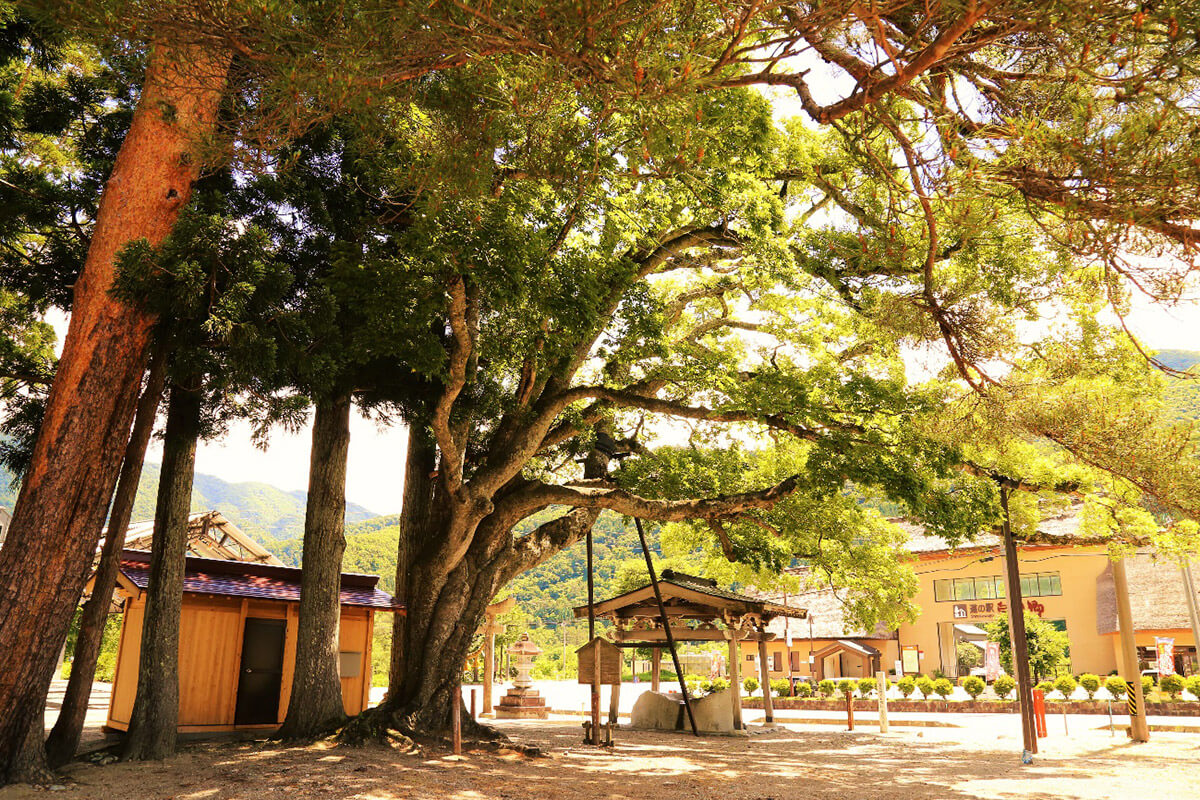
(335, 704, 508, 753)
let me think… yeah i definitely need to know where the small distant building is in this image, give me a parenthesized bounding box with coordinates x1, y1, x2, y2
(104, 549, 402, 734)
(120, 510, 283, 565)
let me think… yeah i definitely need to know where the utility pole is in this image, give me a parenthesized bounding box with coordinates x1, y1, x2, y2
(1181, 560, 1200, 674)
(1114, 555, 1150, 742)
(999, 484, 1038, 756)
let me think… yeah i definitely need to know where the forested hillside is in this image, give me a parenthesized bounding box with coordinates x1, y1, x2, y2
(0, 462, 377, 544)
(1157, 349, 1200, 422)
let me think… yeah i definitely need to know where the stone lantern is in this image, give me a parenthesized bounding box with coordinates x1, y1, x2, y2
(496, 633, 549, 718)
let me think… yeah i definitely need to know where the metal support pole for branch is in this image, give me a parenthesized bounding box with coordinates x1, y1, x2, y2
(999, 484, 1038, 757)
(587, 525, 601, 745)
(634, 517, 699, 736)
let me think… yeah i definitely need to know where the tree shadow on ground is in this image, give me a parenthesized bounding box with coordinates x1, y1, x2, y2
(2, 720, 1195, 800)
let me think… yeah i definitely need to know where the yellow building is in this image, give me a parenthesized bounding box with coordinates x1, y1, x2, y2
(743, 507, 1200, 680)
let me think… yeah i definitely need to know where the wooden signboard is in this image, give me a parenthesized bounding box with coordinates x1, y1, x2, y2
(576, 637, 622, 685)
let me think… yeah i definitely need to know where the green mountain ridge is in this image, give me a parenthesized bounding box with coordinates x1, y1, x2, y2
(0, 462, 378, 544)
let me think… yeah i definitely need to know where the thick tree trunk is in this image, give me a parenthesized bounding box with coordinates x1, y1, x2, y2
(388, 426, 438, 695)
(0, 41, 229, 782)
(121, 381, 202, 761)
(276, 393, 353, 740)
(44, 346, 168, 768)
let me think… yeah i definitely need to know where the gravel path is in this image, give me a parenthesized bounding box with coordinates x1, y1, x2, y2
(2, 717, 1197, 800)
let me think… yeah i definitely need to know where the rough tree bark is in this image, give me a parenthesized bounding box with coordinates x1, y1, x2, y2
(277, 393, 353, 740)
(120, 381, 202, 761)
(0, 40, 229, 781)
(44, 346, 168, 768)
(387, 426, 438, 696)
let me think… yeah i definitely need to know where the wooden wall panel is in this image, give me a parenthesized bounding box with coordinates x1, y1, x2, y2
(338, 609, 370, 715)
(108, 598, 145, 726)
(277, 603, 298, 722)
(177, 596, 243, 726)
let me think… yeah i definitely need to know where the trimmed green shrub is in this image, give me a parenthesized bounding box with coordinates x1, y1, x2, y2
(993, 675, 1016, 700)
(1141, 674, 1154, 696)
(897, 676, 916, 698)
(793, 680, 813, 698)
(1159, 673, 1184, 700)
(1105, 675, 1128, 699)
(1035, 680, 1054, 696)
(1054, 674, 1078, 700)
(709, 677, 730, 692)
(770, 678, 792, 697)
(933, 678, 954, 700)
(915, 675, 935, 699)
(1185, 675, 1200, 701)
(857, 677, 877, 698)
(743, 676, 759, 695)
(837, 678, 856, 696)
(818, 679, 836, 698)
(962, 675, 985, 700)
(1078, 674, 1101, 700)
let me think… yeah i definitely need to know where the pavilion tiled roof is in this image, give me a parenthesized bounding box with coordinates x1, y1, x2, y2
(117, 549, 402, 611)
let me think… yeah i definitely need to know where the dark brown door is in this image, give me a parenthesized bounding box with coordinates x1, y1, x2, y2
(234, 618, 287, 725)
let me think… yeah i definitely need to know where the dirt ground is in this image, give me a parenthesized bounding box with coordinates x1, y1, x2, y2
(2, 719, 1198, 800)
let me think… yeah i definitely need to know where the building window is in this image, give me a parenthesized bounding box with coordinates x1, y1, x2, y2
(746, 654, 755, 662)
(772, 652, 782, 671)
(933, 572, 1060, 601)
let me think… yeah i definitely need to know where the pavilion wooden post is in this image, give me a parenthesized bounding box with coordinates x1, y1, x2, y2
(634, 517, 699, 736)
(726, 627, 743, 730)
(1114, 555, 1150, 742)
(651, 648, 662, 692)
(999, 484, 1038, 756)
(608, 680, 621, 725)
(479, 598, 513, 717)
(756, 625, 774, 723)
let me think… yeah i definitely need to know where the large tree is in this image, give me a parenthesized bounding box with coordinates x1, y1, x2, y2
(4, 0, 1200, 775)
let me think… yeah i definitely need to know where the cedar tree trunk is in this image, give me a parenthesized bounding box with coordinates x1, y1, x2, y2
(276, 393, 353, 740)
(44, 346, 168, 768)
(0, 40, 228, 781)
(120, 381, 202, 761)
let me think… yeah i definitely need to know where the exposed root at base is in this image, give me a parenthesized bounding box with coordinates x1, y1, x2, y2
(335, 705, 510, 755)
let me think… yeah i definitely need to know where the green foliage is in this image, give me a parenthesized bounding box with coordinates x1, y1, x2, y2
(770, 678, 792, 697)
(1078, 673, 1101, 700)
(896, 676, 916, 698)
(1035, 680, 1054, 696)
(962, 676, 985, 700)
(857, 677, 876, 698)
(818, 679, 836, 698)
(1142, 675, 1155, 695)
(915, 676, 934, 699)
(933, 678, 954, 700)
(1053, 674, 1077, 700)
(956, 641, 982, 670)
(1185, 675, 1200, 701)
(1105, 675, 1128, 699)
(1159, 674, 1184, 700)
(993, 675, 1016, 700)
(985, 612, 1070, 681)
(837, 678, 856, 697)
(742, 676, 758, 695)
(793, 680, 813, 698)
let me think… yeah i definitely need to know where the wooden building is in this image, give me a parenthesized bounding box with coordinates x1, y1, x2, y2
(120, 510, 284, 565)
(105, 549, 401, 734)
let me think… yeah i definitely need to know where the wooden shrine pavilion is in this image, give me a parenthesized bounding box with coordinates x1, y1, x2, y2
(574, 569, 808, 728)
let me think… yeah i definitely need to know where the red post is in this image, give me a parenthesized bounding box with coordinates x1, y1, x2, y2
(470, 688, 477, 720)
(845, 690, 855, 731)
(1032, 689, 1048, 738)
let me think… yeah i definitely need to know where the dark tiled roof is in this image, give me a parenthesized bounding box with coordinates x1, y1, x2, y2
(1096, 552, 1200, 634)
(900, 502, 1095, 556)
(118, 549, 401, 611)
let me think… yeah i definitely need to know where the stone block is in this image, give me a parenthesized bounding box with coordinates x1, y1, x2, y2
(690, 688, 735, 733)
(630, 690, 684, 730)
